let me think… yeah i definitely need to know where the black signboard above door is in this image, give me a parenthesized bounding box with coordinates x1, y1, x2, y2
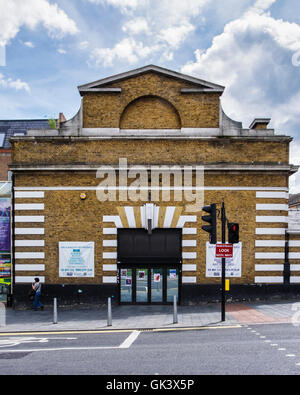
(117, 228, 182, 264)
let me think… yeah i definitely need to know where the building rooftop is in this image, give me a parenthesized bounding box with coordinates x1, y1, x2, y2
(0, 119, 50, 149)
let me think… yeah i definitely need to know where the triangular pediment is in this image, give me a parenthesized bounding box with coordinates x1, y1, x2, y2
(78, 64, 225, 95)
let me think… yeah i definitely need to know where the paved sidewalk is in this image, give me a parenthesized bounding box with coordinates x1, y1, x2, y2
(0, 300, 298, 333)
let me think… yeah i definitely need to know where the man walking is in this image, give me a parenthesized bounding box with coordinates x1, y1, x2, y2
(32, 278, 44, 311)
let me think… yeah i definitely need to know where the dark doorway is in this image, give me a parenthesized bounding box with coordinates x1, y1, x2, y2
(117, 229, 182, 305)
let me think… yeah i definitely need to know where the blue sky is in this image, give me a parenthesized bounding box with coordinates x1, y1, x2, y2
(1, 0, 300, 190)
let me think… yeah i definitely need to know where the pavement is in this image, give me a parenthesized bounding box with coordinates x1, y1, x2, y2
(0, 299, 299, 333)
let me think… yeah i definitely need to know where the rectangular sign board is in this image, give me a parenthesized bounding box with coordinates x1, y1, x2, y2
(215, 243, 233, 258)
(59, 241, 94, 278)
(206, 242, 242, 278)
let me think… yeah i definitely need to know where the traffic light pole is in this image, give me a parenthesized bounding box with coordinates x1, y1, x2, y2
(221, 202, 226, 322)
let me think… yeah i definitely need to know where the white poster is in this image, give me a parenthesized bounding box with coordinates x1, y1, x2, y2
(206, 242, 242, 278)
(59, 242, 95, 278)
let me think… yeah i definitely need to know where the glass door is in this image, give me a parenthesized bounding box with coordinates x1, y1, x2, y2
(167, 268, 179, 303)
(120, 268, 133, 303)
(136, 269, 149, 303)
(151, 268, 163, 303)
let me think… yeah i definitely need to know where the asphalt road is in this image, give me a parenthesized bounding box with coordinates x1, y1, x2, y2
(1, 323, 300, 376)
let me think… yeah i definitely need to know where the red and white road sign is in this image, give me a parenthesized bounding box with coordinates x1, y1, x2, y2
(215, 244, 233, 258)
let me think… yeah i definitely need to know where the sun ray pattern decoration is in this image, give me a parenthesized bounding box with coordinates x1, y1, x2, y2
(102, 204, 197, 285)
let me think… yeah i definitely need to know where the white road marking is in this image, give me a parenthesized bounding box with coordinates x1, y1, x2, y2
(0, 336, 77, 348)
(119, 331, 140, 349)
(0, 331, 141, 353)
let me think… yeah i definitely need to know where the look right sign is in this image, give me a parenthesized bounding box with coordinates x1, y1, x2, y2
(206, 242, 242, 278)
(215, 243, 233, 258)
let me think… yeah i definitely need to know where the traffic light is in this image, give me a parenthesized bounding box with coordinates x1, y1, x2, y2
(202, 203, 217, 244)
(228, 223, 239, 244)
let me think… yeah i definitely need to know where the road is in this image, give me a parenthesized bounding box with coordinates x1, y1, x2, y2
(0, 323, 300, 376)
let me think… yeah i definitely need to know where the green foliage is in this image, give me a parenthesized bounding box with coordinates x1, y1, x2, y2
(48, 119, 57, 129)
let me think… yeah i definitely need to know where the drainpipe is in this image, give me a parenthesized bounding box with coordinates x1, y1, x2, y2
(284, 230, 290, 285)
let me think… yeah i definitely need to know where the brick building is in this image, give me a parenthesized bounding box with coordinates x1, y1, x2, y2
(9, 65, 300, 305)
(0, 119, 49, 304)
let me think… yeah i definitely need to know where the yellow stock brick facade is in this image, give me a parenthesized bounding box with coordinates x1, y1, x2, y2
(10, 65, 299, 305)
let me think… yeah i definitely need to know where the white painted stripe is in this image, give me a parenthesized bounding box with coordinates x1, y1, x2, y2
(255, 252, 284, 260)
(256, 228, 286, 235)
(15, 252, 45, 259)
(256, 192, 288, 199)
(182, 252, 197, 259)
(255, 264, 283, 271)
(15, 204, 44, 211)
(256, 252, 300, 260)
(256, 204, 288, 211)
(291, 277, 300, 283)
(15, 264, 45, 271)
(103, 240, 117, 247)
(256, 240, 300, 248)
(177, 215, 197, 228)
(182, 228, 197, 235)
(103, 252, 117, 259)
(255, 276, 283, 283)
(255, 240, 285, 247)
(15, 240, 45, 247)
(182, 240, 197, 247)
(15, 191, 44, 198)
(124, 206, 136, 228)
(256, 216, 288, 223)
(15, 276, 45, 283)
(182, 276, 197, 283)
(15, 186, 288, 191)
(15, 228, 44, 235)
(119, 331, 140, 349)
(102, 276, 117, 284)
(103, 228, 117, 235)
(103, 216, 123, 228)
(15, 216, 44, 223)
(289, 253, 300, 259)
(163, 207, 176, 228)
(290, 265, 300, 271)
(103, 264, 117, 271)
(290, 241, 300, 247)
(182, 264, 197, 271)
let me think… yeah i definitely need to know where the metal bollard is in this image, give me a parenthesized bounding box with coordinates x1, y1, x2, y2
(53, 298, 58, 324)
(107, 297, 112, 327)
(173, 295, 178, 324)
(0, 302, 6, 327)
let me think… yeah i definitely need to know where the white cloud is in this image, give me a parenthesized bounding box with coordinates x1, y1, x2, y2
(87, 0, 210, 66)
(58, 48, 67, 54)
(23, 41, 35, 48)
(0, 0, 78, 46)
(87, 0, 145, 11)
(122, 18, 149, 35)
(160, 22, 195, 49)
(182, 2, 300, 122)
(89, 37, 158, 67)
(78, 41, 89, 50)
(181, 0, 300, 192)
(0, 73, 30, 93)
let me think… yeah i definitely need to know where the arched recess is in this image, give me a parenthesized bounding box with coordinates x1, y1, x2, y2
(119, 95, 181, 130)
